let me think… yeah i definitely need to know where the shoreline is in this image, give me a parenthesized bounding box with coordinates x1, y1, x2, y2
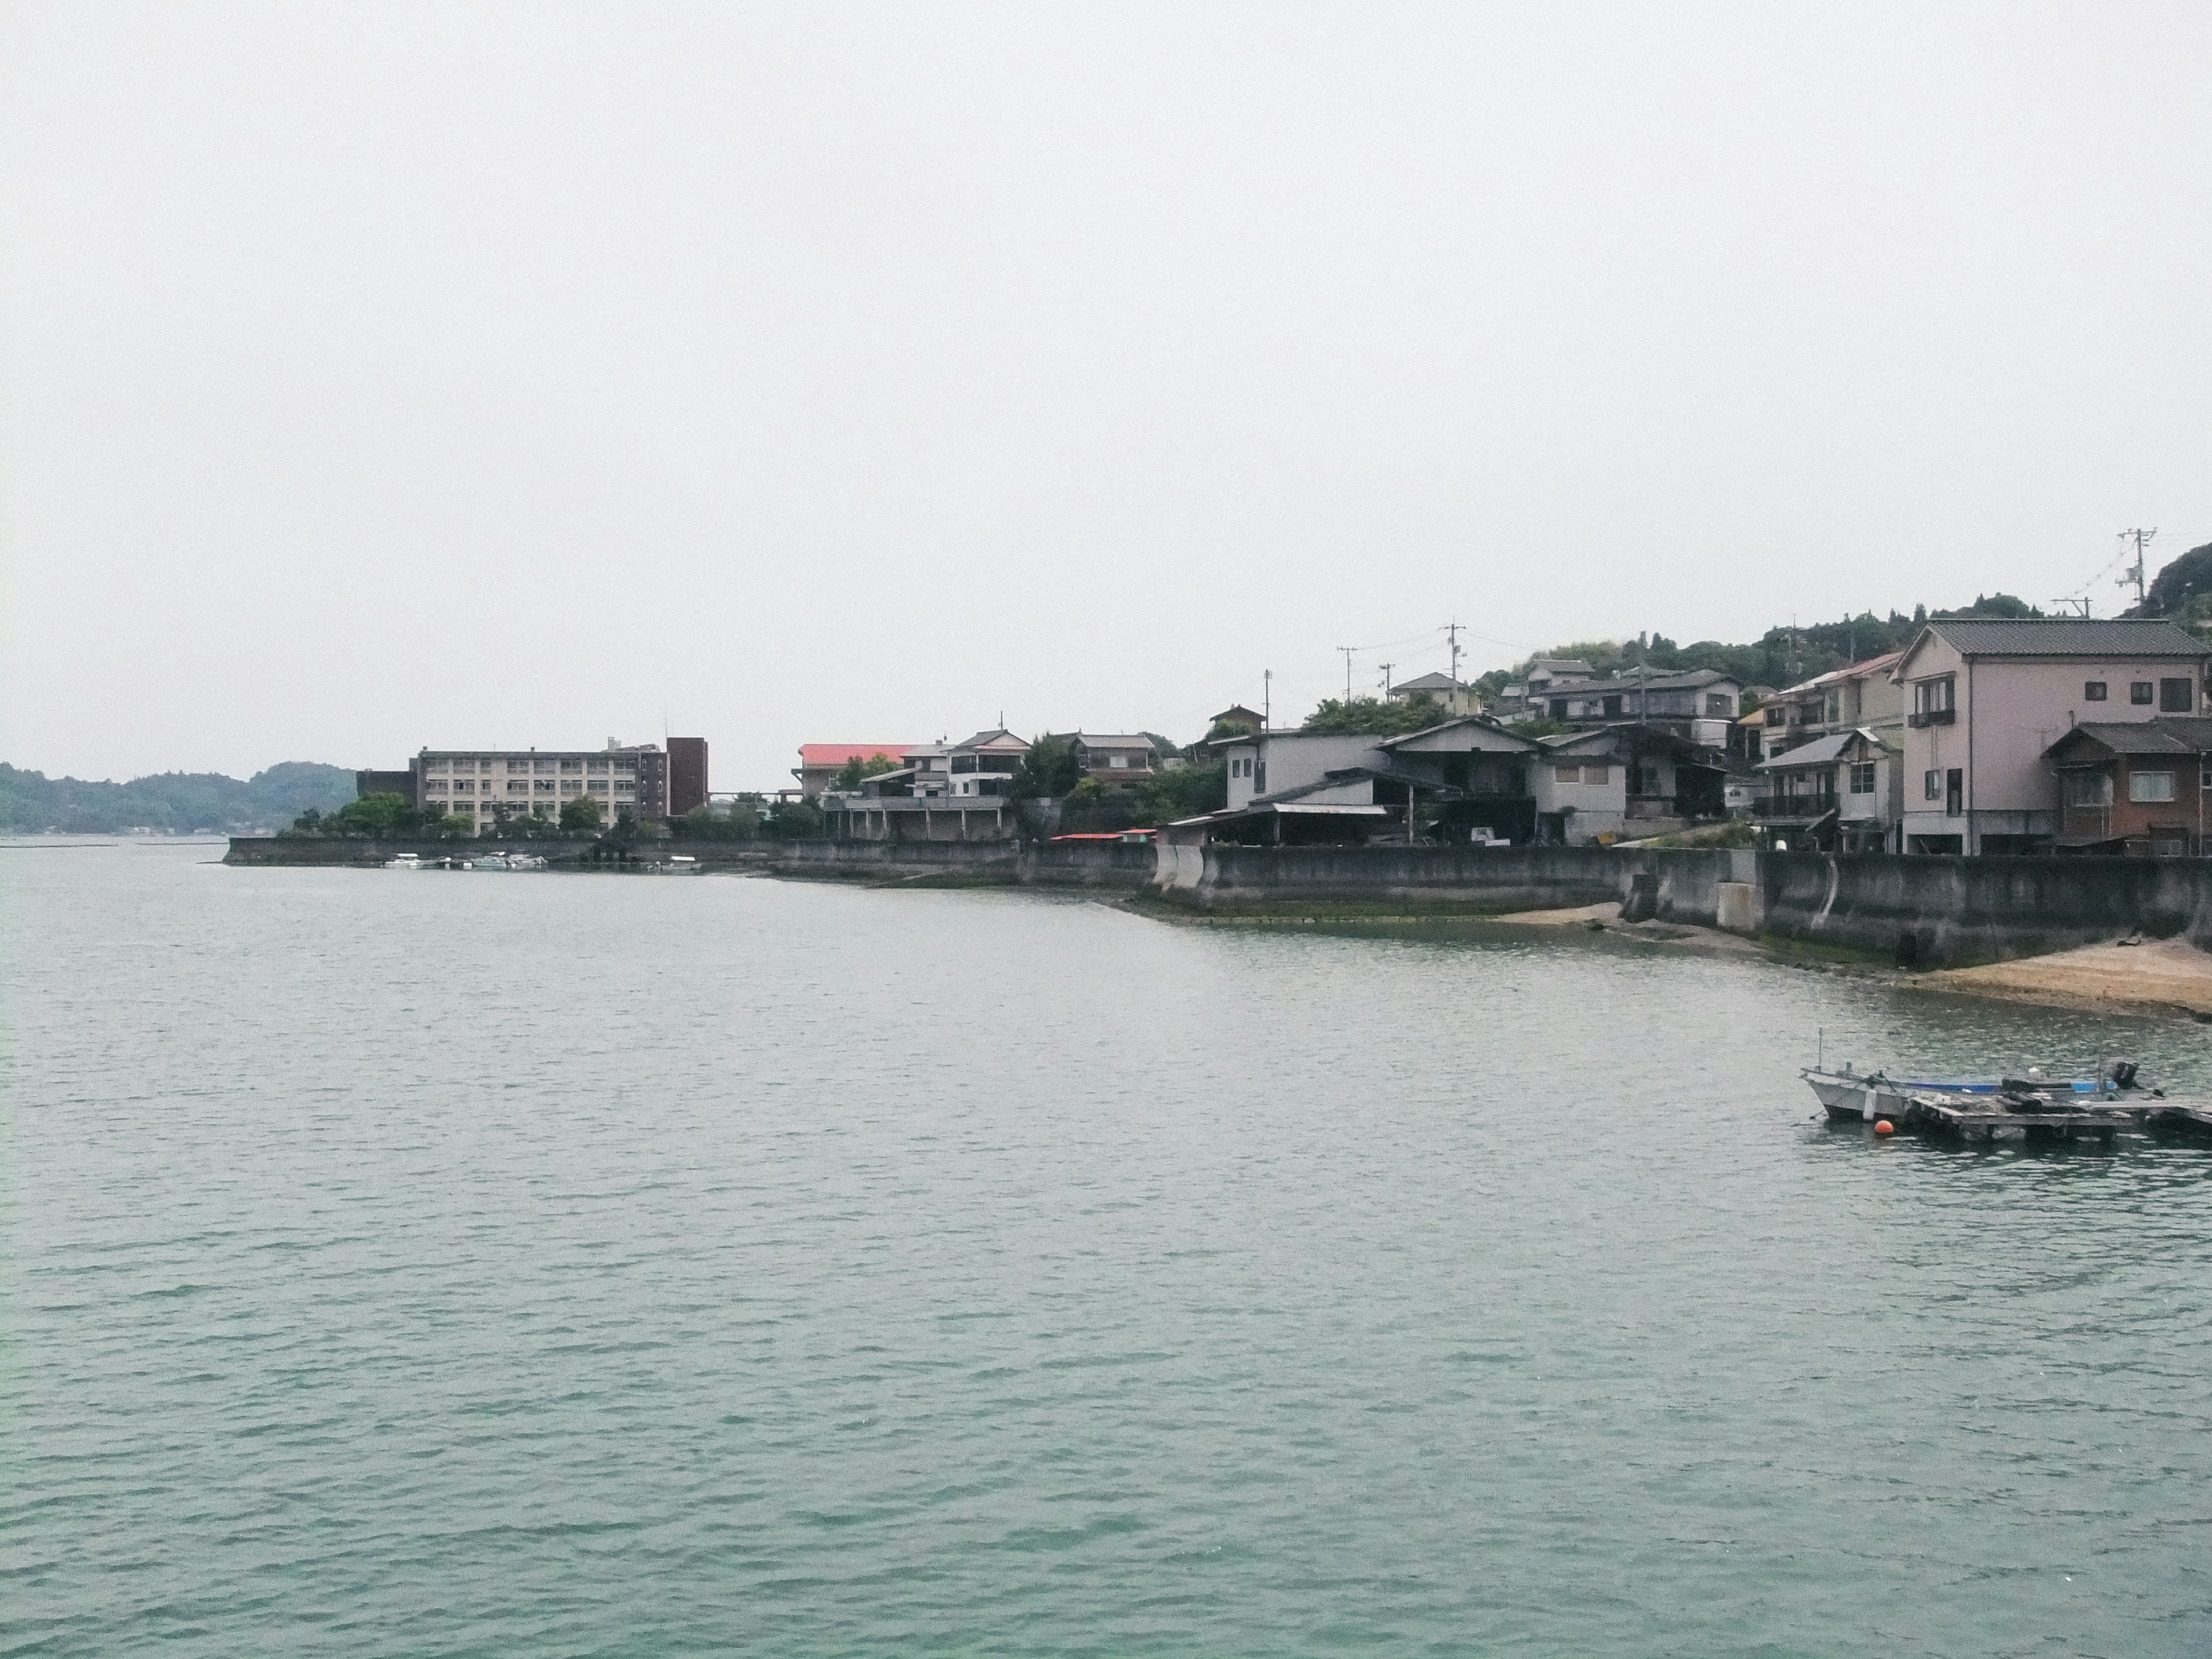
(1121, 892, 2212, 1022)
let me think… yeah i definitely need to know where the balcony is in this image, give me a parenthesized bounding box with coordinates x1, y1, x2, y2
(1907, 707, 1956, 728)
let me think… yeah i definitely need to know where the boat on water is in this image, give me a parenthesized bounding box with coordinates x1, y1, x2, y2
(384, 853, 424, 870)
(1804, 1059, 2148, 1123)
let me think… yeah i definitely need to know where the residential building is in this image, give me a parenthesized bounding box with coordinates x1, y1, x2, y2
(1206, 704, 1265, 735)
(1216, 731, 1391, 812)
(946, 728, 1030, 796)
(1068, 733, 1163, 783)
(1752, 729, 1900, 851)
(2043, 718, 2212, 856)
(1535, 668, 1743, 747)
(1756, 653, 1904, 760)
(819, 767, 1016, 842)
(667, 737, 710, 819)
(399, 740, 696, 828)
(793, 743, 922, 800)
(1374, 717, 1541, 843)
(1386, 672, 1482, 718)
(1529, 725, 1719, 844)
(1892, 618, 2212, 854)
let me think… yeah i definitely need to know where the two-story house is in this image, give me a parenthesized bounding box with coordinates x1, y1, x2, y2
(1752, 729, 1900, 851)
(1893, 618, 2212, 854)
(1067, 733, 1164, 785)
(945, 728, 1031, 797)
(1540, 668, 1742, 749)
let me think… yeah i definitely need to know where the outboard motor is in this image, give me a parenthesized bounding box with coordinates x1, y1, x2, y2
(2110, 1059, 2140, 1091)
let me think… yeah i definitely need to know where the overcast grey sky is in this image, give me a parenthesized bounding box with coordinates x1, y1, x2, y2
(4, 3, 2208, 789)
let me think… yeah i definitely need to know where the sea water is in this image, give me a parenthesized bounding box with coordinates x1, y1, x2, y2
(3, 842, 2210, 1656)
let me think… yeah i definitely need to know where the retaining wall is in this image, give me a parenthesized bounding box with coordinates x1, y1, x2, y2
(1156, 843, 1738, 924)
(770, 838, 1153, 888)
(1757, 853, 2212, 966)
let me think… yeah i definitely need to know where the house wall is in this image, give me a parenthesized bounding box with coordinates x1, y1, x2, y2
(1234, 734, 1390, 808)
(2056, 753, 2211, 848)
(1532, 752, 1626, 842)
(1899, 645, 2209, 851)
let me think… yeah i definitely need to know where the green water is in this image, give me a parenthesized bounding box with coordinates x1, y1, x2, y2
(3, 843, 2210, 1656)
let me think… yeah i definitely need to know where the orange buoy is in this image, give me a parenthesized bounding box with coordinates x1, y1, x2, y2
(1873, 1119, 1896, 1136)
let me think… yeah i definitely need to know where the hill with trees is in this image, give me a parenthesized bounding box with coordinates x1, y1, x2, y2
(1474, 593, 2051, 701)
(0, 761, 358, 834)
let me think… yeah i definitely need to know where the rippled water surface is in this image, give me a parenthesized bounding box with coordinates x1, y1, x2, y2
(5, 842, 2212, 1657)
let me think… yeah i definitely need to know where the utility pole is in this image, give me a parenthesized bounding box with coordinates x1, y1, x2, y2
(2119, 528, 2157, 608)
(1379, 662, 1394, 698)
(1445, 619, 1463, 688)
(1263, 669, 1271, 729)
(1337, 645, 1355, 702)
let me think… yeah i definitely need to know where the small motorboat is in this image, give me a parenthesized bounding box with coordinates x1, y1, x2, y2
(1804, 1059, 2147, 1124)
(384, 853, 424, 870)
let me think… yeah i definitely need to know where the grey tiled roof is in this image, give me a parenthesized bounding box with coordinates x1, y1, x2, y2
(1925, 618, 2210, 657)
(2051, 718, 2212, 757)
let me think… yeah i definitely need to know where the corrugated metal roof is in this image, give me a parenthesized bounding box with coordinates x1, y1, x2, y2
(1922, 618, 2210, 657)
(1755, 730, 1890, 770)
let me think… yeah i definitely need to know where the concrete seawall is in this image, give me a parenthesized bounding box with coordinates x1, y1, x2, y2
(228, 834, 2210, 968)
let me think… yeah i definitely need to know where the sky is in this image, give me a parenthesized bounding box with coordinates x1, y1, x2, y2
(3, 3, 2209, 790)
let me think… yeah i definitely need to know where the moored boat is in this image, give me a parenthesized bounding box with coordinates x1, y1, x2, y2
(1804, 1059, 2145, 1123)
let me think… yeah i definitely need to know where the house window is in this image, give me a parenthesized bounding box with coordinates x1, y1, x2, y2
(1912, 676, 1956, 717)
(1549, 700, 1568, 719)
(2161, 678, 2194, 712)
(508, 781, 529, 794)
(1825, 694, 1841, 724)
(1553, 764, 1581, 783)
(1945, 770, 1963, 816)
(1765, 707, 1783, 726)
(2066, 772, 2112, 806)
(1109, 755, 1128, 768)
(2131, 681, 2154, 704)
(1924, 770, 1941, 800)
(2084, 680, 2107, 701)
(2130, 770, 2176, 803)
(1584, 764, 1609, 785)
(560, 760, 583, 772)
(1849, 763, 1876, 794)
(1601, 696, 1622, 718)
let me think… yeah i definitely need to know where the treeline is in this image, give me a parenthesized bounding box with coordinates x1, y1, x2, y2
(1475, 593, 2054, 699)
(0, 761, 357, 834)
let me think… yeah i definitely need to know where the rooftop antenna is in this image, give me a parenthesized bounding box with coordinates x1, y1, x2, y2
(2119, 528, 2157, 608)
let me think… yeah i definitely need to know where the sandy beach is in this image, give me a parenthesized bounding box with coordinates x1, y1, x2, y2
(1916, 935, 2212, 1020)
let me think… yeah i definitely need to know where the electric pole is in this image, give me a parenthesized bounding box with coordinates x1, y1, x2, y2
(1379, 662, 1394, 698)
(2119, 528, 2157, 608)
(1337, 646, 1355, 702)
(1263, 669, 1271, 729)
(1445, 619, 1463, 688)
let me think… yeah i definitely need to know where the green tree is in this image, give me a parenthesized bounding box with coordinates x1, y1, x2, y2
(559, 794, 604, 834)
(1299, 696, 1443, 736)
(1133, 760, 1226, 825)
(2142, 543, 2212, 618)
(1010, 734, 1082, 799)
(833, 752, 900, 789)
(760, 798, 824, 840)
(330, 792, 415, 838)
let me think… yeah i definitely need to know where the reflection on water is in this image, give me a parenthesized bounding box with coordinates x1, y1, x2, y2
(3, 844, 2210, 1657)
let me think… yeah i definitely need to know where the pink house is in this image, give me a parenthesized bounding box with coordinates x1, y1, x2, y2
(1892, 618, 2211, 854)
